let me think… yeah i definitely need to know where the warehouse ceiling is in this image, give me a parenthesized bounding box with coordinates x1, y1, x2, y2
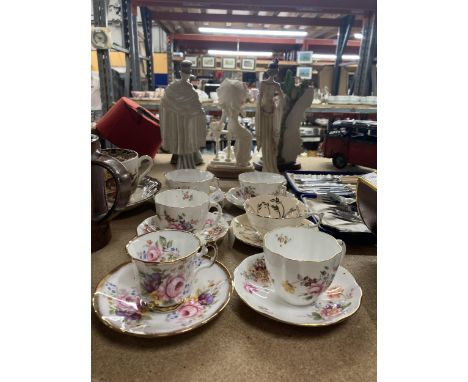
(133, 0, 376, 38)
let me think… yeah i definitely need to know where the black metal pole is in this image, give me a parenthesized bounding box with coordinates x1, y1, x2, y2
(331, 15, 355, 95)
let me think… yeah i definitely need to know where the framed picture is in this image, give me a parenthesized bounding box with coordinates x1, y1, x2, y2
(185, 55, 198, 67)
(296, 66, 313, 80)
(297, 51, 313, 64)
(222, 57, 237, 70)
(202, 56, 216, 68)
(241, 58, 256, 71)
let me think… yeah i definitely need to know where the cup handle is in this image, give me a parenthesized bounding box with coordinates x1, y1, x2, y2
(211, 177, 220, 191)
(193, 243, 218, 276)
(137, 155, 153, 184)
(336, 239, 347, 265)
(305, 211, 324, 229)
(209, 201, 223, 224)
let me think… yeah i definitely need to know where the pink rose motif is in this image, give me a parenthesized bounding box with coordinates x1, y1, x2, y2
(244, 282, 258, 294)
(177, 301, 203, 318)
(308, 282, 326, 296)
(320, 303, 342, 318)
(146, 244, 163, 262)
(164, 274, 186, 298)
(115, 294, 142, 320)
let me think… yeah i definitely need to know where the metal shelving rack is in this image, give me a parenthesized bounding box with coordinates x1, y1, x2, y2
(92, 0, 155, 113)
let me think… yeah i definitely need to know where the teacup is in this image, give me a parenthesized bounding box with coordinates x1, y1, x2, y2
(103, 148, 153, 193)
(126, 230, 218, 311)
(239, 172, 286, 199)
(244, 195, 312, 235)
(154, 189, 222, 232)
(263, 227, 346, 306)
(165, 169, 220, 194)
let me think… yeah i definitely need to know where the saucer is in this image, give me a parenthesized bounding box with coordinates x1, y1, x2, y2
(93, 259, 233, 337)
(226, 187, 295, 210)
(234, 253, 362, 326)
(107, 176, 162, 211)
(231, 213, 317, 248)
(137, 212, 229, 244)
(209, 187, 225, 204)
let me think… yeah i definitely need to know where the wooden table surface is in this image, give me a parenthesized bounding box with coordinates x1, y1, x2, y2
(92, 154, 376, 382)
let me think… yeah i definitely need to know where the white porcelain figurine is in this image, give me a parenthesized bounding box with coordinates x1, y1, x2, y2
(256, 59, 284, 173)
(160, 60, 206, 169)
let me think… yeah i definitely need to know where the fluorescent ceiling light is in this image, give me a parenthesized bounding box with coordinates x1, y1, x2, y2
(199, 27, 307, 37)
(314, 54, 360, 60)
(208, 49, 273, 57)
(354, 33, 363, 39)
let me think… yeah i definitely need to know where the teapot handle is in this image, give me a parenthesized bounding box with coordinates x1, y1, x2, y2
(92, 153, 132, 223)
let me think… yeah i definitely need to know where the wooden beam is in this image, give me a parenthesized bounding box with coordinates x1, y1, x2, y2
(172, 33, 361, 47)
(149, 11, 363, 27)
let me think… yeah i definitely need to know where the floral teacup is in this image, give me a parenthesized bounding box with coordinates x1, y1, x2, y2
(154, 189, 223, 232)
(263, 227, 346, 306)
(239, 171, 286, 199)
(165, 169, 220, 194)
(126, 230, 218, 311)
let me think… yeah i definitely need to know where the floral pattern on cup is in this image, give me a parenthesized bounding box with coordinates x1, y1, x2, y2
(242, 185, 257, 199)
(281, 264, 339, 301)
(182, 190, 193, 201)
(255, 196, 301, 218)
(309, 301, 352, 320)
(275, 233, 291, 247)
(163, 211, 199, 232)
(241, 257, 271, 285)
(165, 279, 223, 326)
(136, 237, 180, 262)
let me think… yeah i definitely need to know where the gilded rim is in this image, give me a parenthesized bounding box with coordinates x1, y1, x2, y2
(126, 229, 203, 264)
(357, 173, 377, 192)
(92, 259, 234, 338)
(234, 261, 362, 327)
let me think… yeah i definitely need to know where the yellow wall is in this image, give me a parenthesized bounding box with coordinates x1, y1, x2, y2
(91, 51, 168, 74)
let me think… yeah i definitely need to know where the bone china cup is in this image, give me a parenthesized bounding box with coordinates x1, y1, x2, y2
(126, 230, 218, 311)
(263, 227, 346, 306)
(165, 169, 219, 194)
(154, 189, 222, 232)
(244, 195, 310, 235)
(238, 172, 286, 199)
(103, 148, 153, 192)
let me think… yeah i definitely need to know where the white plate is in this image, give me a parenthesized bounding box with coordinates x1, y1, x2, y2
(93, 259, 233, 337)
(226, 187, 295, 210)
(137, 212, 229, 244)
(234, 253, 362, 326)
(230, 213, 317, 248)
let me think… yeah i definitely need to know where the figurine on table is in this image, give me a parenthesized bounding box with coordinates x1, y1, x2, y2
(256, 59, 284, 173)
(160, 60, 205, 169)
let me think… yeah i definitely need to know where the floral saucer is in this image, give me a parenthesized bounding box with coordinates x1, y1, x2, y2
(107, 176, 162, 211)
(93, 259, 233, 337)
(209, 187, 225, 204)
(231, 213, 317, 248)
(234, 253, 362, 326)
(137, 212, 229, 244)
(226, 187, 295, 210)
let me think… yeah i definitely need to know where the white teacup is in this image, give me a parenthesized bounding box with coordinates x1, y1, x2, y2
(244, 195, 312, 235)
(126, 230, 218, 311)
(165, 169, 220, 194)
(263, 227, 346, 306)
(103, 148, 153, 192)
(154, 189, 222, 232)
(239, 172, 286, 199)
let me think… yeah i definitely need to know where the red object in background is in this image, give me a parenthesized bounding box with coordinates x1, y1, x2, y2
(322, 120, 377, 169)
(96, 97, 162, 158)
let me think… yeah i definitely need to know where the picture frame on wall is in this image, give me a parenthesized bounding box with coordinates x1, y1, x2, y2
(296, 66, 313, 80)
(202, 56, 216, 68)
(241, 58, 256, 71)
(297, 51, 313, 64)
(185, 56, 198, 67)
(222, 57, 237, 70)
